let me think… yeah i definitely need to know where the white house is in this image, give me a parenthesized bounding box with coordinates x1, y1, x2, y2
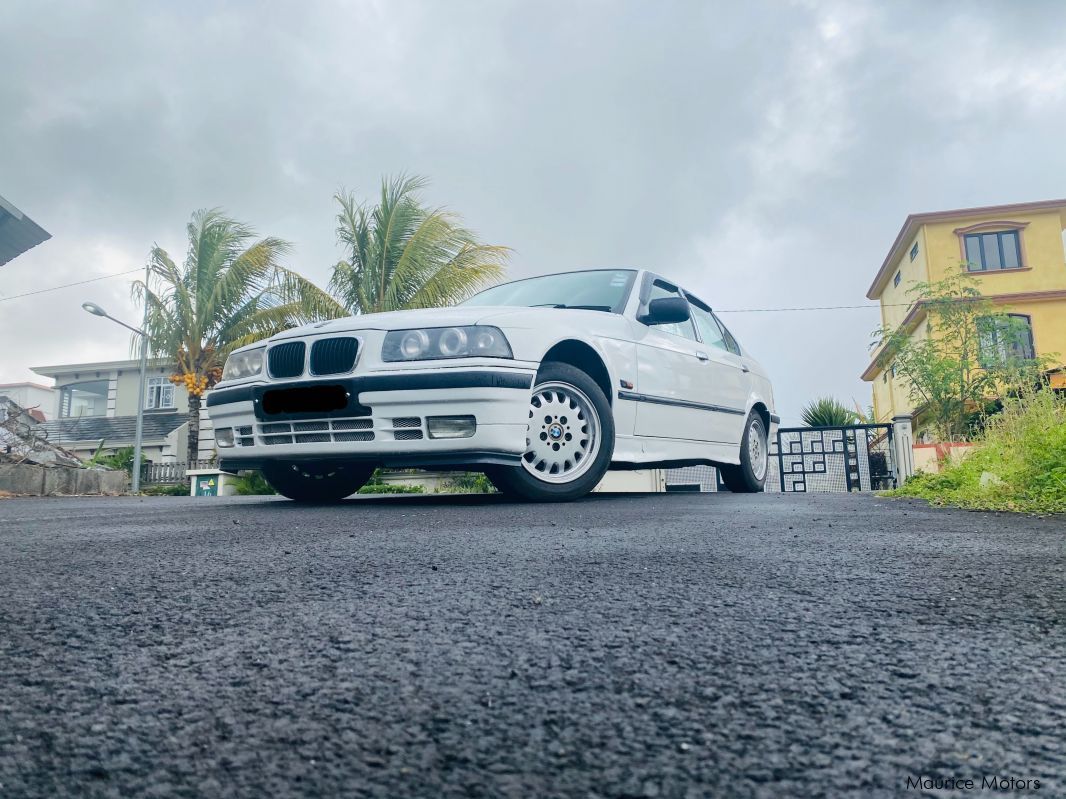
(30, 358, 206, 463)
(0, 382, 55, 421)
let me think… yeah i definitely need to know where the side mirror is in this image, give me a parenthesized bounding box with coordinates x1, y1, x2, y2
(641, 296, 691, 325)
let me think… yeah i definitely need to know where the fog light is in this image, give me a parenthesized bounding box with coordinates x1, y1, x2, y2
(215, 427, 235, 448)
(426, 415, 476, 439)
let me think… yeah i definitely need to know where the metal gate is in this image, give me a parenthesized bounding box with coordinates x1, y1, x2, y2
(775, 424, 896, 493)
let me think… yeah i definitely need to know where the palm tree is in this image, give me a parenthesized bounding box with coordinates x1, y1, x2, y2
(134, 209, 334, 462)
(801, 396, 858, 428)
(328, 174, 509, 314)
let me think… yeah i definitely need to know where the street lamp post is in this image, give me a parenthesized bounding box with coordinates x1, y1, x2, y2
(82, 264, 151, 493)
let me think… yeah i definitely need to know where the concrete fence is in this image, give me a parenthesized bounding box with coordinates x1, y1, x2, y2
(0, 464, 128, 497)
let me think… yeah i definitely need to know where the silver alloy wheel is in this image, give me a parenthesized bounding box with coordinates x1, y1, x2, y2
(749, 419, 768, 481)
(521, 381, 601, 484)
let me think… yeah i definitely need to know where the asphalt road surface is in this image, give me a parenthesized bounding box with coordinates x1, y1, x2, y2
(1, 492, 1063, 798)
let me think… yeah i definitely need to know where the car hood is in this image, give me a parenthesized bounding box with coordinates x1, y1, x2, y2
(269, 306, 616, 340)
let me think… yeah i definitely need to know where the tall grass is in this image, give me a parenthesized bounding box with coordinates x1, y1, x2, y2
(890, 388, 1066, 513)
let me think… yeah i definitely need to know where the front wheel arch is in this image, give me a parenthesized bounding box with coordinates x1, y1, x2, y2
(540, 340, 614, 407)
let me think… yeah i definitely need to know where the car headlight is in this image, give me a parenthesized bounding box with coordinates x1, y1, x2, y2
(221, 347, 265, 380)
(382, 326, 512, 362)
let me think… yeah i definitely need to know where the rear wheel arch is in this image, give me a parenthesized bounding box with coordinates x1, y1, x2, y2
(541, 339, 613, 405)
(750, 401, 771, 432)
(719, 410, 769, 493)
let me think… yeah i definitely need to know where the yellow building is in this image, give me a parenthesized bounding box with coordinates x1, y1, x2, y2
(863, 199, 1066, 425)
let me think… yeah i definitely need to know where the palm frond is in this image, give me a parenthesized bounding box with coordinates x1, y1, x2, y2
(327, 174, 509, 315)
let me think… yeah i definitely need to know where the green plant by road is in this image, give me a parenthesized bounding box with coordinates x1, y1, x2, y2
(871, 271, 1051, 441)
(887, 387, 1066, 514)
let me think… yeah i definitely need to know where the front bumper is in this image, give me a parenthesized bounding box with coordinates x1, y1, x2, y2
(207, 368, 536, 471)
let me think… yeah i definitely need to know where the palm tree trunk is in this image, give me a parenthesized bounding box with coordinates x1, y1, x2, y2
(187, 393, 201, 464)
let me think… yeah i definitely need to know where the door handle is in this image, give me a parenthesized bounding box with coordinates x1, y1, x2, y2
(741, 364, 750, 373)
(696, 351, 710, 361)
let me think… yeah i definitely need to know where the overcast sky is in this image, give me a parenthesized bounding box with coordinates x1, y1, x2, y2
(4, 0, 1066, 423)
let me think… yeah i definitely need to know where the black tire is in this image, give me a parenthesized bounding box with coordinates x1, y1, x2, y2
(485, 361, 614, 502)
(719, 412, 768, 493)
(261, 461, 374, 503)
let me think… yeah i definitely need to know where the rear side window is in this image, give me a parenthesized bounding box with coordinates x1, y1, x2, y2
(688, 300, 743, 356)
(690, 305, 728, 351)
(714, 313, 742, 355)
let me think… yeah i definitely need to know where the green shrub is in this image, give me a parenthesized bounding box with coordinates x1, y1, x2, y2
(86, 444, 135, 474)
(231, 470, 278, 495)
(357, 482, 422, 494)
(437, 472, 497, 494)
(139, 483, 188, 496)
(889, 388, 1066, 513)
(355, 468, 421, 493)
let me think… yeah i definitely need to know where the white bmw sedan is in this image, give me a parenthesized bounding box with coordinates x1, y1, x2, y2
(208, 269, 778, 502)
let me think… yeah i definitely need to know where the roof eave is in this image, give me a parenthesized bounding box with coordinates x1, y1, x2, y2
(860, 302, 928, 380)
(31, 358, 175, 378)
(866, 198, 1066, 300)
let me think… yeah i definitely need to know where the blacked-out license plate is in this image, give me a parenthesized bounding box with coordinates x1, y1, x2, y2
(260, 384, 348, 416)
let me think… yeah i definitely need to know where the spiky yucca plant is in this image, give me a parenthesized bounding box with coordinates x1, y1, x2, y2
(801, 396, 858, 428)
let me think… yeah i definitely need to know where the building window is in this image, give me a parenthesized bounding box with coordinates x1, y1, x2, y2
(145, 376, 175, 410)
(909, 242, 919, 261)
(964, 230, 1021, 272)
(978, 314, 1035, 366)
(893, 270, 901, 287)
(59, 380, 108, 418)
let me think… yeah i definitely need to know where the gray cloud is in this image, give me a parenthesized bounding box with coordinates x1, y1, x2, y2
(4, 0, 1066, 422)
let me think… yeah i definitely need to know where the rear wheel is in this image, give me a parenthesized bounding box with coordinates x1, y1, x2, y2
(261, 461, 374, 503)
(719, 413, 768, 493)
(486, 362, 614, 502)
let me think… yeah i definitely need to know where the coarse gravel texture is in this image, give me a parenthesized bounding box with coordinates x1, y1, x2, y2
(0, 491, 1063, 798)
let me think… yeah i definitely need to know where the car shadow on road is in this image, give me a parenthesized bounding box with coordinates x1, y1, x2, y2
(238, 491, 671, 509)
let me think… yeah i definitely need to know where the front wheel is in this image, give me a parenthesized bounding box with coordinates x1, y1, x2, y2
(261, 461, 374, 503)
(486, 362, 614, 502)
(719, 413, 769, 493)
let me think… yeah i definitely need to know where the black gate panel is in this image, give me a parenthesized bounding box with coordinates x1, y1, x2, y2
(776, 425, 896, 493)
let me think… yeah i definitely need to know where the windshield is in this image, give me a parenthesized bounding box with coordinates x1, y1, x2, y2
(461, 269, 636, 313)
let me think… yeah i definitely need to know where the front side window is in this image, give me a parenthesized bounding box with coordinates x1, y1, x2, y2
(978, 314, 1035, 366)
(965, 230, 1021, 271)
(59, 380, 108, 418)
(645, 281, 697, 341)
(145, 376, 175, 410)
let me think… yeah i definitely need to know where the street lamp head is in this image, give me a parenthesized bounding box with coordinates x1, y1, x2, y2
(82, 302, 108, 317)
